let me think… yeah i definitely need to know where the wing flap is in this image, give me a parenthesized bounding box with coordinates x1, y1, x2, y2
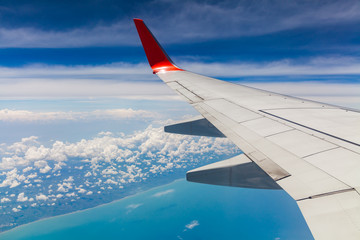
(187, 154, 282, 189)
(164, 116, 225, 137)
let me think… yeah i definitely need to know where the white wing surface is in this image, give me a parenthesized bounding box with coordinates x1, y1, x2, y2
(134, 19, 360, 239)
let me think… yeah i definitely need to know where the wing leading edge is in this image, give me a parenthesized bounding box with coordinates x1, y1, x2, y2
(133, 19, 360, 240)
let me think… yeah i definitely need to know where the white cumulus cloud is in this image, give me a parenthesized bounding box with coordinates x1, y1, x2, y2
(185, 220, 200, 230)
(0, 169, 25, 188)
(17, 193, 28, 202)
(12, 207, 21, 213)
(126, 203, 143, 210)
(152, 189, 174, 198)
(35, 194, 48, 201)
(1, 197, 11, 203)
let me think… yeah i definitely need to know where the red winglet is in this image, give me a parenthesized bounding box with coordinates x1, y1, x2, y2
(133, 19, 183, 74)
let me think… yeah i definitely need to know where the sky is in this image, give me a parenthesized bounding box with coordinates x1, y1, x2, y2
(0, 0, 359, 236)
(0, 0, 359, 142)
(0, 0, 359, 104)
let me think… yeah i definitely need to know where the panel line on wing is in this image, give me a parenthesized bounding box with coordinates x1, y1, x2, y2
(262, 128, 295, 138)
(261, 107, 336, 111)
(259, 110, 360, 147)
(301, 146, 340, 159)
(176, 81, 205, 100)
(296, 188, 355, 201)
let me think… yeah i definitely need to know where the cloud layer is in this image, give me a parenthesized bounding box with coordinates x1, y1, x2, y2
(181, 57, 360, 77)
(0, 125, 237, 170)
(0, 108, 156, 122)
(0, 60, 358, 105)
(0, 124, 240, 231)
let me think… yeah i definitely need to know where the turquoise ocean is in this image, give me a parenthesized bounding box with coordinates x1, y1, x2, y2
(0, 179, 313, 240)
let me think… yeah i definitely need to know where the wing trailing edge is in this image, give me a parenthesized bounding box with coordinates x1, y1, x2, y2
(187, 155, 281, 189)
(133, 19, 183, 74)
(164, 116, 225, 137)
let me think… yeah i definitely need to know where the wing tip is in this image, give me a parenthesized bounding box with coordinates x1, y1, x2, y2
(133, 19, 183, 74)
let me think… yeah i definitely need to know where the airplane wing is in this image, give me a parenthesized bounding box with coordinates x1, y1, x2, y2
(133, 18, 360, 240)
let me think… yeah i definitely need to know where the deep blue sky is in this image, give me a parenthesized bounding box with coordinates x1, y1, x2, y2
(0, 0, 359, 67)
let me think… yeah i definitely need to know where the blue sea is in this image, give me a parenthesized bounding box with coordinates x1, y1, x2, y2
(0, 179, 313, 240)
